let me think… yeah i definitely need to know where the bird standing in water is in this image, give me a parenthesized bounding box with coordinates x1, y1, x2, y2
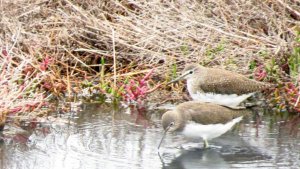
(158, 101, 250, 149)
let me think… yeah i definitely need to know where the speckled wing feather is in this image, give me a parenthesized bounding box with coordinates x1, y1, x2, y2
(176, 101, 251, 125)
(196, 68, 270, 95)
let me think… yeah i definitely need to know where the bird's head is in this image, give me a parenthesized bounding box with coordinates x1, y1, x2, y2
(167, 64, 201, 84)
(158, 110, 182, 150)
(161, 110, 181, 132)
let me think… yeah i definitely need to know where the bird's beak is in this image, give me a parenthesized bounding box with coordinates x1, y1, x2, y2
(157, 125, 171, 150)
(167, 72, 189, 85)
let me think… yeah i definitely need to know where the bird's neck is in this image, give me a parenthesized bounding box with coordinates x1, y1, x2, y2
(175, 111, 192, 132)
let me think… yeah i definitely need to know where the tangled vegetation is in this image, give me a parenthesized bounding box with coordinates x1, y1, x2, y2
(1, 0, 300, 127)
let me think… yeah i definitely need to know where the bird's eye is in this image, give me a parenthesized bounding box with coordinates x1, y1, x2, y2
(189, 70, 193, 74)
(170, 122, 175, 126)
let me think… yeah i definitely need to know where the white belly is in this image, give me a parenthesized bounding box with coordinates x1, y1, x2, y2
(190, 92, 254, 107)
(186, 78, 254, 107)
(181, 116, 243, 140)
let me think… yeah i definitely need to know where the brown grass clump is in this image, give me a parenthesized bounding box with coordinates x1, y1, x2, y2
(0, 0, 300, 119)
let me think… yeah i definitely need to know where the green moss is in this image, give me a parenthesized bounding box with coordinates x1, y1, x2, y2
(205, 42, 225, 57)
(171, 63, 178, 79)
(180, 45, 189, 56)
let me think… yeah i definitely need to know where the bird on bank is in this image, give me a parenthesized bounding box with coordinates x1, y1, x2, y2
(168, 63, 271, 109)
(158, 101, 250, 149)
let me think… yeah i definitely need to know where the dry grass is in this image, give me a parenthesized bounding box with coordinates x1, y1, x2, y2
(0, 0, 300, 119)
(0, 48, 48, 127)
(1, 0, 299, 69)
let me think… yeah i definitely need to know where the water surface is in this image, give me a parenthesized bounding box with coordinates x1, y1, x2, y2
(0, 103, 299, 169)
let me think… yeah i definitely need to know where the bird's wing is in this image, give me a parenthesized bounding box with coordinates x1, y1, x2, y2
(198, 68, 269, 95)
(177, 102, 251, 124)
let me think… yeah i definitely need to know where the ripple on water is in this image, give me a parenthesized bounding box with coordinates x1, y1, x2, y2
(1, 103, 300, 169)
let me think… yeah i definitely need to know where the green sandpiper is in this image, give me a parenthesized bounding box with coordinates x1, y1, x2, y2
(158, 101, 250, 149)
(168, 64, 271, 109)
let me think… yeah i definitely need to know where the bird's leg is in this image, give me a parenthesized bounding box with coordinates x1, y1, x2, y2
(203, 139, 209, 148)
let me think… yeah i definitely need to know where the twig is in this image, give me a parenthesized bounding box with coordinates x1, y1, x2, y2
(67, 65, 71, 100)
(294, 90, 300, 107)
(62, 47, 97, 73)
(276, 0, 300, 20)
(145, 83, 163, 94)
(112, 28, 117, 89)
(8, 25, 21, 55)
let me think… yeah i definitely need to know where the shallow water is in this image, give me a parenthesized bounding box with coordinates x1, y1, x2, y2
(0, 103, 300, 169)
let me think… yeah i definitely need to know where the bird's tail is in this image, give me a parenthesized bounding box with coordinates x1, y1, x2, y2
(223, 116, 244, 134)
(232, 116, 243, 124)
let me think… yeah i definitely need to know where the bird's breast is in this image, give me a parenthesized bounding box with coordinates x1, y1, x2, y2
(186, 78, 199, 94)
